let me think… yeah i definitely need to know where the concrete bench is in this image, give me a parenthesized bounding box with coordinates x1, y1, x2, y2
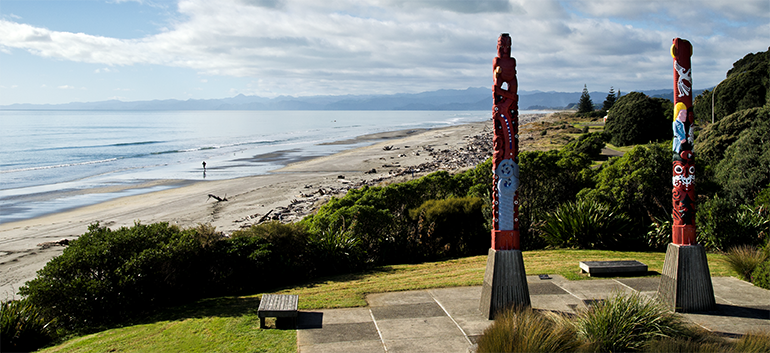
(258, 294, 298, 328)
(579, 260, 648, 277)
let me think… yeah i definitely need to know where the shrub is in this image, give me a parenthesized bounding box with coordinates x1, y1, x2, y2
(647, 217, 672, 250)
(725, 245, 768, 282)
(409, 196, 487, 258)
(565, 132, 606, 160)
(301, 160, 496, 265)
(697, 197, 769, 251)
(1, 299, 57, 352)
(574, 292, 694, 352)
(232, 221, 312, 280)
(752, 260, 770, 290)
(714, 110, 770, 204)
(539, 200, 630, 249)
(476, 306, 578, 353)
(694, 48, 769, 125)
(19, 222, 270, 330)
(695, 106, 768, 170)
(20, 222, 201, 329)
(578, 142, 671, 245)
(605, 92, 670, 147)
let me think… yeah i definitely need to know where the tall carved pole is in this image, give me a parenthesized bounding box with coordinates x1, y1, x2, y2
(671, 38, 696, 246)
(491, 33, 520, 251)
(658, 38, 715, 312)
(480, 33, 530, 319)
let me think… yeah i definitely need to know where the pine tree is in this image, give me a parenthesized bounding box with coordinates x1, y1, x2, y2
(578, 84, 593, 113)
(602, 86, 617, 111)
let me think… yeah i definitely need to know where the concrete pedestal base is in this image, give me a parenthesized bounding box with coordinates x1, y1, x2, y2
(479, 248, 530, 319)
(657, 243, 716, 312)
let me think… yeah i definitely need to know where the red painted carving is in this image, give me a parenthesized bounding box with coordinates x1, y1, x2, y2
(491, 33, 520, 250)
(671, 38, 696, 245)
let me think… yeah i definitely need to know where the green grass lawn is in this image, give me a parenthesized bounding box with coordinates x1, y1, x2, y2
(40, 249, 736, 353)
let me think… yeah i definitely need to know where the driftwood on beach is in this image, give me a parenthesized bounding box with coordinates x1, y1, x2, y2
(207, 194, 228, 202)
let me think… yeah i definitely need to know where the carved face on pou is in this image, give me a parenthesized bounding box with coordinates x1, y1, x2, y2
(672, 159, 694, 189)
(497, 33, 511, 58)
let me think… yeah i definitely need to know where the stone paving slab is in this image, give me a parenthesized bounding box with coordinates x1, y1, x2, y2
(370, 302, 446, 320)
(296, 276, 770, 352)
(376, 316, 462, 341)
(616, 277, 659, 292)
(384, 336, 472, 353)
(712, 277, 770, 307)
(556, 278, 635, 300)
(297, 321, 380, 345)
(298, 339, 385, 353)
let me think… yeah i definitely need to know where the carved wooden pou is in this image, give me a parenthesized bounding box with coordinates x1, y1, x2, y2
(491, 33, 520, 250)
(671, 38, 696, 245)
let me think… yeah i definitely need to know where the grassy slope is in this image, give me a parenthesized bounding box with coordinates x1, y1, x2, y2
(41, 250, 735, 353)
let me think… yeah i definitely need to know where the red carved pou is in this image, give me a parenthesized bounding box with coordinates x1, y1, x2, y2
(491, 33, 520, 250)
(671, 38, 696, 245)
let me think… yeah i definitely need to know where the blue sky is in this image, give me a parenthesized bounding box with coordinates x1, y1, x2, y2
(1, 0, 768, 105)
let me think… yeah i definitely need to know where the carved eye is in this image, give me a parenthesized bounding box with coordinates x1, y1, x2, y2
(689, 166, 695, 174)
(674, 165, 683, 174)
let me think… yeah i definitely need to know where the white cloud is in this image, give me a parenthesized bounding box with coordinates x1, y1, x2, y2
(95, 67, 119, 73)
(1, 0, 768, 98)
(58, 85, 75, 89)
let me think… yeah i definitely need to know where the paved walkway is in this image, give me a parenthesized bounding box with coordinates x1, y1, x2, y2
(296, 275, 770, 352)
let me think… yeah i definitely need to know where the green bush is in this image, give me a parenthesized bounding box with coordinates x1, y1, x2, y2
(578, 142, 671, 246)
(300, 160, 495, 265)
(646, 217, 673, 250)
(232, 221, 312, 279)
(409, 196, 487, 258)
(605, 92, 671, 147)
(1, 299, 57, 352)
(694, 48, 769, 125)
(697, 197, 769, 251)
(476, 306, 578, 353)
(695, 106, 768, 170)
(714, 108, 770, 204)
(752, 260, 770, 290)
(539, 200, 630, 249)
(565, 132, 606, 160)
(574, 292, 694, 352)
(19, 222, 270, 330)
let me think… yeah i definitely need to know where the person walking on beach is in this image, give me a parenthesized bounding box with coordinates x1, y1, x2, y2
(202, 161, 207, 170)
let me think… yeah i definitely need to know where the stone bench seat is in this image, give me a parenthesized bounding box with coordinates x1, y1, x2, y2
(579, 260, 648, 277)
(258, 294, 298, 328)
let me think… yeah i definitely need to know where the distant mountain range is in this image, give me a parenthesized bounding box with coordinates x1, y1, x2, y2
(0, 87, 706, 111)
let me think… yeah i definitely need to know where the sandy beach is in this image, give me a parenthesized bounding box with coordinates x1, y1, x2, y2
(0, 115, 547, 300)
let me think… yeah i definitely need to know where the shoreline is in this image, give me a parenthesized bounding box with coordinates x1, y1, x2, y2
(0, 114, 548, 300)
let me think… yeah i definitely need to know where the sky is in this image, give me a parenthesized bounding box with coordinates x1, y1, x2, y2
(0, 0, 768, 105)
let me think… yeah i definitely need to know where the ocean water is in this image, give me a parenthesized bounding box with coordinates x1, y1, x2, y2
(0, 110, 547, 224)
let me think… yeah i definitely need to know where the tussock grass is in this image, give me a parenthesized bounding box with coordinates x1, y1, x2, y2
(574, 292, 695, 352)
(478, 293, 743, 353)
(734, 331, 770, 353)
(476, 307, 578, 353)
(642, 336, 727, 353)
(724, 245, 768, 282)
